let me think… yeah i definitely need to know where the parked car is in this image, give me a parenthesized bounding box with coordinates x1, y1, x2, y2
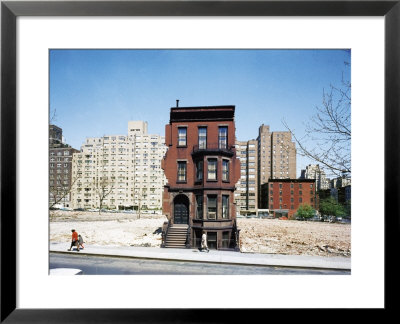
(60, 207, 73, 211)
(50, 268, 83, 275)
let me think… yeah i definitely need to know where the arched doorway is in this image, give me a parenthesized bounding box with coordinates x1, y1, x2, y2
(173, 194, 189, 224)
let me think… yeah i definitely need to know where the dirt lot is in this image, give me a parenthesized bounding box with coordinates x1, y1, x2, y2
(50, 211, 351, 257)
(237, 218, 350, 257)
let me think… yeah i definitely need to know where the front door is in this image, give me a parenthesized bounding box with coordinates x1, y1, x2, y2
(174, 197, 189, 224)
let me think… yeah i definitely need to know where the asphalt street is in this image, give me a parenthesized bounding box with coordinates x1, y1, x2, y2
(50, 252, 351, 275)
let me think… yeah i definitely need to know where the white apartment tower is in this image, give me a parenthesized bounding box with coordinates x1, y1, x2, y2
(234, 140, 258, 215)
(301, 164, 330, 190)
(71, 121, 167, 211)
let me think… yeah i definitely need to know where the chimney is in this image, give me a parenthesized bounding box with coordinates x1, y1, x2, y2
(176, 99, 179, 107)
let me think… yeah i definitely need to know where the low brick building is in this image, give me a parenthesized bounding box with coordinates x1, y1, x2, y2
(161, 104, 241, 250)
(261, 179, 317, 219)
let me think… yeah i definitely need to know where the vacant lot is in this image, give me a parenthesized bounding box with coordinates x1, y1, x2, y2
(50, 211, 351, 257)
(237, 218, 350, 257)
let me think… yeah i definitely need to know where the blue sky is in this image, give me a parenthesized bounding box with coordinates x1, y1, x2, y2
(50, 49, 350, 178)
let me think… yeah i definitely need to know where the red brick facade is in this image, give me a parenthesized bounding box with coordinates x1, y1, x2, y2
(261, 179, 317, 219)
(162, 105, 241, 250)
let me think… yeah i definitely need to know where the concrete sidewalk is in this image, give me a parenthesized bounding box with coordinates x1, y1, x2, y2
(50, 242, 351, 270)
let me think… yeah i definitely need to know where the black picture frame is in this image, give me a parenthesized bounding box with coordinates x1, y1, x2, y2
(1, 0, 398, 322)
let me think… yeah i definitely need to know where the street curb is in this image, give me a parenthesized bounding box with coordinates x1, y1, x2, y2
(51, 250, 351, 271)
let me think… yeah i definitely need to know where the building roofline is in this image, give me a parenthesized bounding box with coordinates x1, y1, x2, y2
(265, 178, 316, 183)
(170, 105, 235, 111)
(169, 105, 236, 123)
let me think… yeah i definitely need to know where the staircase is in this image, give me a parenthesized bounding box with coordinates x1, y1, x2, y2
(164, 224, 188, 248)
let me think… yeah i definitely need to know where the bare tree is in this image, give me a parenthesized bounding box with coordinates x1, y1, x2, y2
(49, 176, 78, 208)
(283, 69, 351, 177)
(50, 107, 57, 124)
(93, 139, 114, 214)
(94, 174, 114, 214)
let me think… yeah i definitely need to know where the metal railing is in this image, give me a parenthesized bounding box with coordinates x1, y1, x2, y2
(192, 143, 235, 154)
(185, 225, 191, 248)
(161, 220, 171, 248)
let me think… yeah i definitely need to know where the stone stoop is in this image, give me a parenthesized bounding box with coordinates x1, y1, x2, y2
(164, 224, 188, 248)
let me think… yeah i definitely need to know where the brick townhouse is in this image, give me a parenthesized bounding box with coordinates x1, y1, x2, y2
(161, 104, 241, 250)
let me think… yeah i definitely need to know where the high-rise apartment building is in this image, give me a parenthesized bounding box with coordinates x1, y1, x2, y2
(70, 121, 167, 211)
(49, 125, 79, 208)
(234, 140, 258, 215)
(257, 124, 296, 207)
(49, 124, 63, 146)
(300, 164, 330, 190)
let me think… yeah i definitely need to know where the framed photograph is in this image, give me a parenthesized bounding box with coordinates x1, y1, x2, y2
(1, 0, 397, 321)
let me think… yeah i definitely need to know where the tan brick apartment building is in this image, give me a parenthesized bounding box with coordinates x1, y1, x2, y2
(161, 105, 241, 250)
(49, 125, 79, 208)
(261, 179, 316, 219)
(257, 125, 296, 207)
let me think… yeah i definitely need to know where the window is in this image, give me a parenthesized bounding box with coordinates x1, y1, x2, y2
(178, 127, 187, 146)
(207, 159, 217, 180)
(207, 196, 217, 219)
(207, 232, 217, 250)
(222, 160, 229, 181)
(291, 205, 294, 209)
(222, 231, 230, 248)
(222, 195, 229, 219)
(299, 197, 303, 203)
(291, 183, 294, 188)
(196, 195, 203, 219)
(299, 190, 302, 195)
(198, 127, 207, 149)
(177, 161, 186, 182)
(218, 126, 228, 149)
(196, 160, 203, 181)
